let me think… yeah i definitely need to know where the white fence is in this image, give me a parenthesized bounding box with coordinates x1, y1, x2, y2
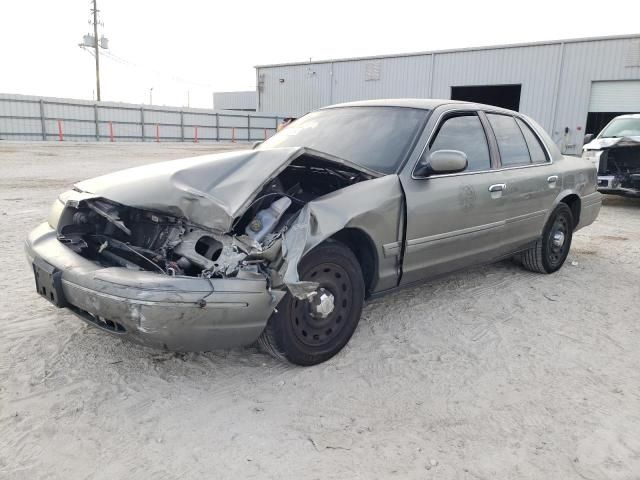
(0, 93, 282, 143)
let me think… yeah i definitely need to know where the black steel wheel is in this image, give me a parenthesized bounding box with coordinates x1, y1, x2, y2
(258, 240, 364, 366)
(520, 203, 574, 274)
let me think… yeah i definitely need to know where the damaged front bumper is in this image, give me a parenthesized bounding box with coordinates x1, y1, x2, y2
(25, 222, 285, 351)
(597, 175, 640, 197)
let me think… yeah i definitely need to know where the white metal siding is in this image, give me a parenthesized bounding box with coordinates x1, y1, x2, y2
(0, 93, 281, 142)
(551, 38, 640, 152)
(588, 80, 640, 112)
(257, 35, 640, 154)
(431, 44, 562, 131)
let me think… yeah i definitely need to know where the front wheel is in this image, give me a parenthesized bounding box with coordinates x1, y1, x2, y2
(519, 203, 574, 274)
(258, 240, 365, 366)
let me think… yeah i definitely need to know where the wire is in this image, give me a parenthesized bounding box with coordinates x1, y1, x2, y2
(101, 49, 215, 88)
(119, 242, 166, 274)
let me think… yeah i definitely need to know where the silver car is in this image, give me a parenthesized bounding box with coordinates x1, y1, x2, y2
(26, 99, 602, 365)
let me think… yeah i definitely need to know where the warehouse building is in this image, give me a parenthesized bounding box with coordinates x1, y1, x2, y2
(255, 34, 640, 155)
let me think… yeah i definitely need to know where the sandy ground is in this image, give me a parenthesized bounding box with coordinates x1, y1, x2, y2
(0, 142, 639, 480)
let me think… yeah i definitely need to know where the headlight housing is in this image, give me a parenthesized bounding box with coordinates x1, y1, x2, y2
(581, 149, 601, 165)
(47, 197, 66, 230)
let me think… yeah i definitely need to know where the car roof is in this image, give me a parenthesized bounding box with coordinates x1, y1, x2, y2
(321, 98, 517, 114)
(610, 113, 640, 119)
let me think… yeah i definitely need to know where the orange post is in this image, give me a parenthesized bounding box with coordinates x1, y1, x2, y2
(194, 126, 198, 143)
(155, 124, 160, 143)
(232, 127, 236, 143)
(109, 121, 114, 142)
(57, 120, 63, 141)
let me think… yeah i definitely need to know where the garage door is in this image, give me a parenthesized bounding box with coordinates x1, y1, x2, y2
(588, 80, 640, 112)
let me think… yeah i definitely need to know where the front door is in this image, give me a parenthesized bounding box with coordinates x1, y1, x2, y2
(399, 110, 508, 285)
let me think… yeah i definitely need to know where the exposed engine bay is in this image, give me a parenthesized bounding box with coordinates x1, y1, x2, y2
(596, 144, 640, 196)
(56, 155, 373, 287)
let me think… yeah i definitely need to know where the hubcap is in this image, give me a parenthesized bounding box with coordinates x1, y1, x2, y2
(308, 288, 335, 319)
(547, 214, 570, 266)
(290, 263, 351, 347)
(552, 231, 565, 248)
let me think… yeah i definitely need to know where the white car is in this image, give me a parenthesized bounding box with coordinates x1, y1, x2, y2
(582, 114, 640, 197)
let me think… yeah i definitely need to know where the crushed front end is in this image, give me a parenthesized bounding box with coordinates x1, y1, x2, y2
(25, 149, 377, 351)
(586, 139, 640, 197)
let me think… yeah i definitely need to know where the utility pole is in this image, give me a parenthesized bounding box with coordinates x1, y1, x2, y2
(92, 0, 101, 101)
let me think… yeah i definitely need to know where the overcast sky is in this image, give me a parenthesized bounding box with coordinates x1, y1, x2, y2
(1, 0, 638, 109)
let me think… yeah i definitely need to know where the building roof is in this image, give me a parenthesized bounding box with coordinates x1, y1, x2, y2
(255, 33, 640, 69)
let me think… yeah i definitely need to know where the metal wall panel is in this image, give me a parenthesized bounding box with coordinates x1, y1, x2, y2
(0, 93, 281, 143)
(258, 62, 333, 116)
(431, 44, 562, 132)
(257, 35, 640, 154)
(588, 80, 640, 112)
(331, 55, 433, 104)
(553, 38, 640, 152)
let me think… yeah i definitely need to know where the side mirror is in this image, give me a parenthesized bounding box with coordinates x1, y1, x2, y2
(415, 149, 468, 177)
(252, 141, 263, 149)
(583, 134, 594, 145)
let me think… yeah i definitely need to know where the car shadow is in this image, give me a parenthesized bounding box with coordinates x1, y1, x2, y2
(59, 257, 532, 380)
(602, 194, 640, 209)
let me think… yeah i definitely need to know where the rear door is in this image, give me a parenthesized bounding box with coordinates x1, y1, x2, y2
(398, 107, 510, 285)
(483, 112, 560, 253)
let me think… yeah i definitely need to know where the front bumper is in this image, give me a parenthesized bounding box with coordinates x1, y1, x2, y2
(25, 223, 285, 351)
(597, 175, 640, 197)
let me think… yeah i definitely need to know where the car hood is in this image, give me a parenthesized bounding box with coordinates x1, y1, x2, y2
(584, 136, 640, 150)
(74, 146, 380, 232)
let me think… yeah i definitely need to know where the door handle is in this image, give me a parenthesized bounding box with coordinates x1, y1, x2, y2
(488, 183, 506, 192)
(547, 175, 559, 183)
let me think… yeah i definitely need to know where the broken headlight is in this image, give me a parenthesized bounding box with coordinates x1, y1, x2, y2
(47, 197, 66, 230)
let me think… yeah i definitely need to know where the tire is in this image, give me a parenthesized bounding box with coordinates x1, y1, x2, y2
(520, 203, 574, 274)
(258, 240, 365, 366)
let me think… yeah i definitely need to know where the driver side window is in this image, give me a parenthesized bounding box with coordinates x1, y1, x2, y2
(429, 114, 491, 172)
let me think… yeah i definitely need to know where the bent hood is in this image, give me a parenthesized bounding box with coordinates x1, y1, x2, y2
(74, 146, 379, 232)
(584, 136, 640, 150)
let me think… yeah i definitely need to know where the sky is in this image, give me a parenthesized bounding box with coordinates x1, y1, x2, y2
(1, 0, 639, 109)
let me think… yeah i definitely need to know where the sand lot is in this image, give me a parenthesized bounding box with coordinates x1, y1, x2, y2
(1, 142, 639, 479)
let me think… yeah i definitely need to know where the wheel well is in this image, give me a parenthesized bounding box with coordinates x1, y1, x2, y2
(331, 228, 377, 297)
(560, 194, 581, 230)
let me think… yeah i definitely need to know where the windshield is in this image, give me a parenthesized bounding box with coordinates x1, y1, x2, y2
(258, 106, 429, 174)
(599, 117, 640, 138)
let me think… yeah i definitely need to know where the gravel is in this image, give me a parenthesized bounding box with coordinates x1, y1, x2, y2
(1, 142, 639, 479)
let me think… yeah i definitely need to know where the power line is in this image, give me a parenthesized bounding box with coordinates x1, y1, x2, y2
(99, 49, 215, 88)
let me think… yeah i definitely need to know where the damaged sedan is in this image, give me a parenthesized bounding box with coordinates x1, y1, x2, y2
(26, 99, 601, 365)
(583, 114, 640, 197)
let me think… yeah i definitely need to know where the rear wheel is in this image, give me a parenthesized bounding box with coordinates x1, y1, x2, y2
(258, 240, 364, 366)
(519, 203, 574, 274)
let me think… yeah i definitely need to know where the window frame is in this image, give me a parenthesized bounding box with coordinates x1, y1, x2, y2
(413, 109, 495, 178)
(411, 106, 554, 180)
(485, 112, 534, 168)
(515, 117, 551, 164)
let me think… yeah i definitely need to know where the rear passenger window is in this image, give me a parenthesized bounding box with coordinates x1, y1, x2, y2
(429, 114, 490, 172)
(516, 118, 548, 164)
(487, 114, 530, 166)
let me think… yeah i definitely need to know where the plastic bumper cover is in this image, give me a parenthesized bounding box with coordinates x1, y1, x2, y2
(25, 223, 285, 351)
